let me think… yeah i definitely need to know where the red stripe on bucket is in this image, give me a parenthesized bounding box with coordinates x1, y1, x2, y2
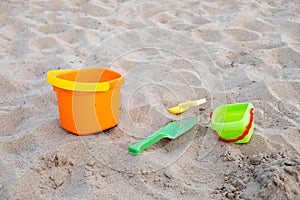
(210, 108, 254, 143)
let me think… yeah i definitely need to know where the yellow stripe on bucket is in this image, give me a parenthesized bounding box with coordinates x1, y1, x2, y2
(47, 69, 110, 92)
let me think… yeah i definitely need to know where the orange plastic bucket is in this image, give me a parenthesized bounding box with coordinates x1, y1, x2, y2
(46, 68, 125, 135)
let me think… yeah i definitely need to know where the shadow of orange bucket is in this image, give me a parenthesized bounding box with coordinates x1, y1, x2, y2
(47, 68, 125, 135)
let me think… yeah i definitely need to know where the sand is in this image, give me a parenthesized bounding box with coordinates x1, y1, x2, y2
(0, 0, 299, 199)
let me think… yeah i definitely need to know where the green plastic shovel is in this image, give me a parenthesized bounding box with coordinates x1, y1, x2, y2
(128, 117, 198, 156)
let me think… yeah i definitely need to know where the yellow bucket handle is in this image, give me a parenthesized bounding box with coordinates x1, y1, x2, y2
(47, 69, 110, 92)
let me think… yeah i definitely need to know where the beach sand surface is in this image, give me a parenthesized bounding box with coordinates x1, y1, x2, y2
(0, 0, 299, 199)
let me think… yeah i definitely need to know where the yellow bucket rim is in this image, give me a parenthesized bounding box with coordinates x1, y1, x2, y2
(46, 69, 124, 92)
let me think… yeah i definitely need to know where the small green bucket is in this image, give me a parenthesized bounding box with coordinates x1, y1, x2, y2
(210, 102, 254, 144)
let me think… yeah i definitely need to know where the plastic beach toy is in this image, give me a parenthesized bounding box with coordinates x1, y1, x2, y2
(47, 68, 124, 135)
(168, 98, 207, 115)
(210, 102, 254, 144)
(128, 117, 198, 156)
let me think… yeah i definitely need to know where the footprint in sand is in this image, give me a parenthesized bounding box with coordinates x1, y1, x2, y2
(30, 0, 67, 11)
(232, 18, 275, 33)
(37, 24, 71, 34)
(195, 29, 222, 42)
(29, 37, 59, 49)
(108, 18, 144, 29)
(80, 3, 112, 17)
(116, 6, 139, 21)
(224, 29, 260, 41)
(73, 17, 102, 30)
(152, 12, 176, 24)
(136, 2, 167, 19)
(169, 21, 196, 31)
(44, 13, 66, 23)
(58, 29, 87, 45)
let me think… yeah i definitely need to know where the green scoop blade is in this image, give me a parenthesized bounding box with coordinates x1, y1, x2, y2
(128, 117, 198, 156)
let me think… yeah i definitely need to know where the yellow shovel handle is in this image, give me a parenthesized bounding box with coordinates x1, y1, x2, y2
(178, 98, 207, 108)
